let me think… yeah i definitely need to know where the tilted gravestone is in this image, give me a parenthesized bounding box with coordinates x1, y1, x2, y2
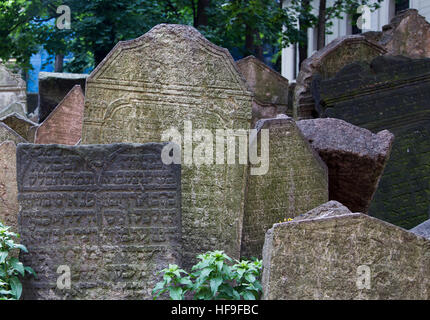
(237, 56, 290, 126)
(262, 201, 430, 300)
(410, 219, 430, 240)
(17, 143, 181, 299)
(35, 85, 84, 145)
(81, 24, 252, 266)
(0, 141, 19, 232)
(241, 116, 328, 259)
(0, 122, 26, 144)
(0, 63, 26, 112)
(0, 113, 38, 141)
(294, 35, 386, 120)
(297, 118, 394, 213)
(38, 72, 88, 122)
(0, 101, 26, 119)
(313, 55, 430, 229)
(364, 9, 430, 59)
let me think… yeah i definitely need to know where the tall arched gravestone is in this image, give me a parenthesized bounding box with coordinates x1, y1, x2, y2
(81, 24, 252, 267)
(313, 55, 430, 229)
(294, 35, 386, 120)
(17, 143, 181, 299)
(0, 63, 26, 113)
(241, 117, 328, 259)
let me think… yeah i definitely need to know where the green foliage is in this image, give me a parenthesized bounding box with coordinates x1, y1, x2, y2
(0, 221, 36, 300)
(152, 250, 263, 300)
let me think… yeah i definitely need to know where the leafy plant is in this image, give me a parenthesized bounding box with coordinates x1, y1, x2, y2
(152, 250, 262, 300)
(0, 221, 36, 300)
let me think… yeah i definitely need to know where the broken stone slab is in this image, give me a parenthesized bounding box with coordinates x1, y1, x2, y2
(410, 219, 430, 240)
(241, 116, 328, 259)
(0, 112, 38, 141)
(35, 85, 84, 145)
(262, 201, 430, 300)
(0, 122, 26, 144)
(364, 9, 430, 59)
(297, 118, 394, 214)
(0, 141, 19, 232)
(293, 200, 351, 221)
(293, 35, 386, 119)
(17, 142, 182, 300)
(237, 56, 290, 126)
(38, 71, 88, 122)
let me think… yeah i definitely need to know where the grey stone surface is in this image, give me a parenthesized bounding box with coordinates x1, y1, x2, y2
(0, 102, 26, 119)
(297, 118, 394, 213)
(410, 219, 430, 240)
(17, 143, 181, 300)
(262, 201, 430, 300)
(0, 63, 26, 112)
(26, 93, 39, 115)
(0, 112, 38, 141)
(38, 72, 88, 122)
(293, 200, 351, 221)
(0, 122, 26, 144)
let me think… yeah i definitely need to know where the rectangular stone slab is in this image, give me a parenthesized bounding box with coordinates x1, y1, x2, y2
(17, 143, 181, 300)
(0, 141, 18, 232)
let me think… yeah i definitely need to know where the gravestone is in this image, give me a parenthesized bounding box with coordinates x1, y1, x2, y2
(313, 55, 430, 229)
(0, 122, 26, 144)
(364, 9, 430, 59)
(38, 72, 88, 122)
(237, 56, 290, 126)
(35, 85, 84, 145)
(297, 118, 394, 213)
(0, 141, 18, 232)
(0, 101, 26, 119)
(27, 92, 39, 115)
(17, 143, 181, 300)
(241, 116, 328, 259)
(1, 113, 38, 141)
(294, 35, 386, 119)
(0, 63, 26, 112)
(262, 201, 430, 300)
(82, 24, 252, 266)
(410, 219, 430, 240)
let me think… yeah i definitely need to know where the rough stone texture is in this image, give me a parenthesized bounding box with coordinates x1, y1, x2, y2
(35, 85, 84, 145)
(237, 56, 289, 126)
(363, 9, 430, 59)
(0, 101, 26, 119)
(297, 118, 394, 214)
(82, 24, 252, 267)
(17, 143, 181, 300)
(26, 92, 39, 115)
(0, 113, 38, 141)
(293, 200, 351, 221)
(294, 35, 386, 119)
(410, 219, 430, 240)
(0, 141, 18, 232)
(240, 116, 328, 259)
(0, 63, 26, 112)
(313, 55, 430, 229)
(38, 72, 88, 122)
(262, 201, 430, 300)
(0, 122, 26, 144)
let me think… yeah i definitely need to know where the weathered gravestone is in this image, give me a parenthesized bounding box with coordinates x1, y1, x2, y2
(262, 201, 430, 300)
(364, 9, 430, 59)
(1, 113, 38, 141)
(410, 219, 430, 240)
(297, 118, 394, 213)
(17, 143, 181, 300)
(0, 63, 26, 112)
(0, 101, 26, 119)
(294, 35, 386, 119)
(38, 72, 88, 122)
(237, 56, 290, 126)
(0, 122, 26, 144)
(241, 116, 328, 259)
(81, 24, 252, 267)
(313, 55, 430, 229)
(35, 85, 84, 145)
(27, 92, 39, 115)
(0, 141, 19, 232)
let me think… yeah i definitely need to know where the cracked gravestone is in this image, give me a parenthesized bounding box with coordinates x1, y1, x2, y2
(17, 143, 181, 299)
(81, 24, 252, 267)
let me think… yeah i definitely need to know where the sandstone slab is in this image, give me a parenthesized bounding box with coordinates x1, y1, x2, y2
(0, 141, 18, 232)
(17, 143, 181, 300)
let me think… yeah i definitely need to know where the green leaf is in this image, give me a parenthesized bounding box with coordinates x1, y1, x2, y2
(169, 286, 183, 300)
(24, 266, 37, 278)
(0, 251, 8, 264)
(9, 258, 25, 276)
(244, 273, 256, 283)
(242, 291, 256, 300)
(10, 276, 22, 300)
(209, 276, 223, 296)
